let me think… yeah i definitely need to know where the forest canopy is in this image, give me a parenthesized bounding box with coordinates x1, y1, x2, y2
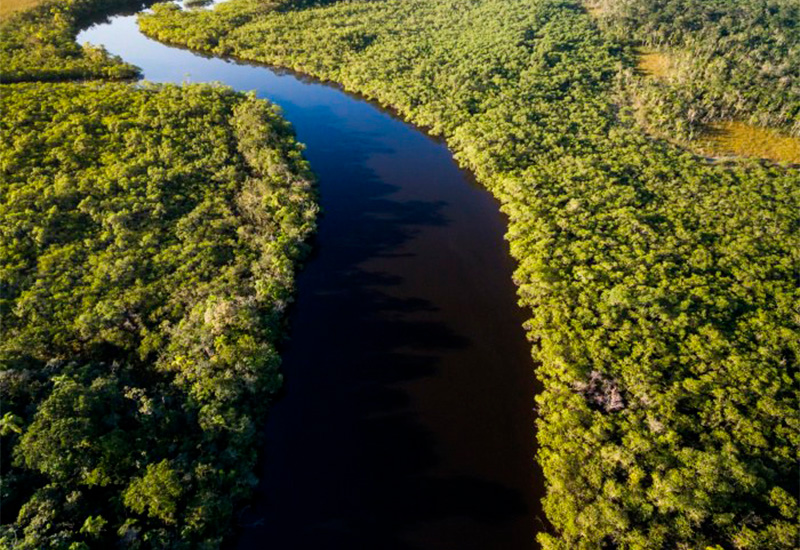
(596, 0, 800, 141)
(0, 0, 318, 547)
(0, 0, 150, 81)
(1, 0, 798, 547)
(137, 0, 800, 548)
(1, 81, 317, 550)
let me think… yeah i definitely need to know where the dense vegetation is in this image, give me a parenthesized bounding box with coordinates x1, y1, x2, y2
(138, 0, 800, 548)
(596, 0, 800, 140)
(1, 0, 318, 548)
(0, 0, 145, 82)
(1, 82, 317, 549)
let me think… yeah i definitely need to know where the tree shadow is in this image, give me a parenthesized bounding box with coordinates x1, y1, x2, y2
(74, 2, 544, 548)
(233, 102, 536, 549)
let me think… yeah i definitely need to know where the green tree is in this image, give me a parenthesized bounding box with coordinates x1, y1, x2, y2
(123, 460, 184, 525)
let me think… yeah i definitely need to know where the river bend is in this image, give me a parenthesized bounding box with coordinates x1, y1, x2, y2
(79, 6, 541, 549)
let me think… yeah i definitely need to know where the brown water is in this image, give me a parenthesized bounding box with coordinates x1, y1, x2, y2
(80, 7, 543, 549)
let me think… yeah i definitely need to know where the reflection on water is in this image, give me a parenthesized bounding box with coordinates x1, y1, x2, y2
(79, 9, 543, 549)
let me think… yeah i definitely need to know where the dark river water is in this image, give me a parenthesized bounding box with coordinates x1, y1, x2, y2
(79, 6, 542, 549)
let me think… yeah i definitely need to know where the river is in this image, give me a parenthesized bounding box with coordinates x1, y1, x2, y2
(79, 5, 542, 549)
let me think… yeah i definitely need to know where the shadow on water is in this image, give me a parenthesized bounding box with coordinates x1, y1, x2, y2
(78, 8, 543, 550)
(235, 105, 528, 550)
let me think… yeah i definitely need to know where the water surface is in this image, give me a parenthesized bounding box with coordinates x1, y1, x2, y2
(79, 8, 542, 549)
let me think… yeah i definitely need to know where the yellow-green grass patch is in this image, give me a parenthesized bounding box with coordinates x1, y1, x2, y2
(584, 1, 606, 18)
(695, 121, 800, 165)
(636, 49, 673, 78)
(0, 0, 50, 20)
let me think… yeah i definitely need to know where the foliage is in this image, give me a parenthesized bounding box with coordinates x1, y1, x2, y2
(596, 0, 800, 140)
(183, 0, 213, 9)
(123, 460, 183, 524)
(0, 0, 145, 82)
(0, 82, 317, 549)
(138, 0, 800, 548)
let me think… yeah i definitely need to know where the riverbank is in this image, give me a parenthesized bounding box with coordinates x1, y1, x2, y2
(78, 5, 543, 550)
(1, 1, 318, 548)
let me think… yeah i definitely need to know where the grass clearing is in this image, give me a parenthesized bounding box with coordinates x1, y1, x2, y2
(0, 0, 48, 20)
(696, 121, 800, 164)
(636, 48, 672, 78)
(584, 1, 606, 17)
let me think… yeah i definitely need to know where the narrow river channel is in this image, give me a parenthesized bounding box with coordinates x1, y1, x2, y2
(79, 5, 542, 549)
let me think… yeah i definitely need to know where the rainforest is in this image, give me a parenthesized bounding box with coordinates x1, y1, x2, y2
(1, 1, 798, 549)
